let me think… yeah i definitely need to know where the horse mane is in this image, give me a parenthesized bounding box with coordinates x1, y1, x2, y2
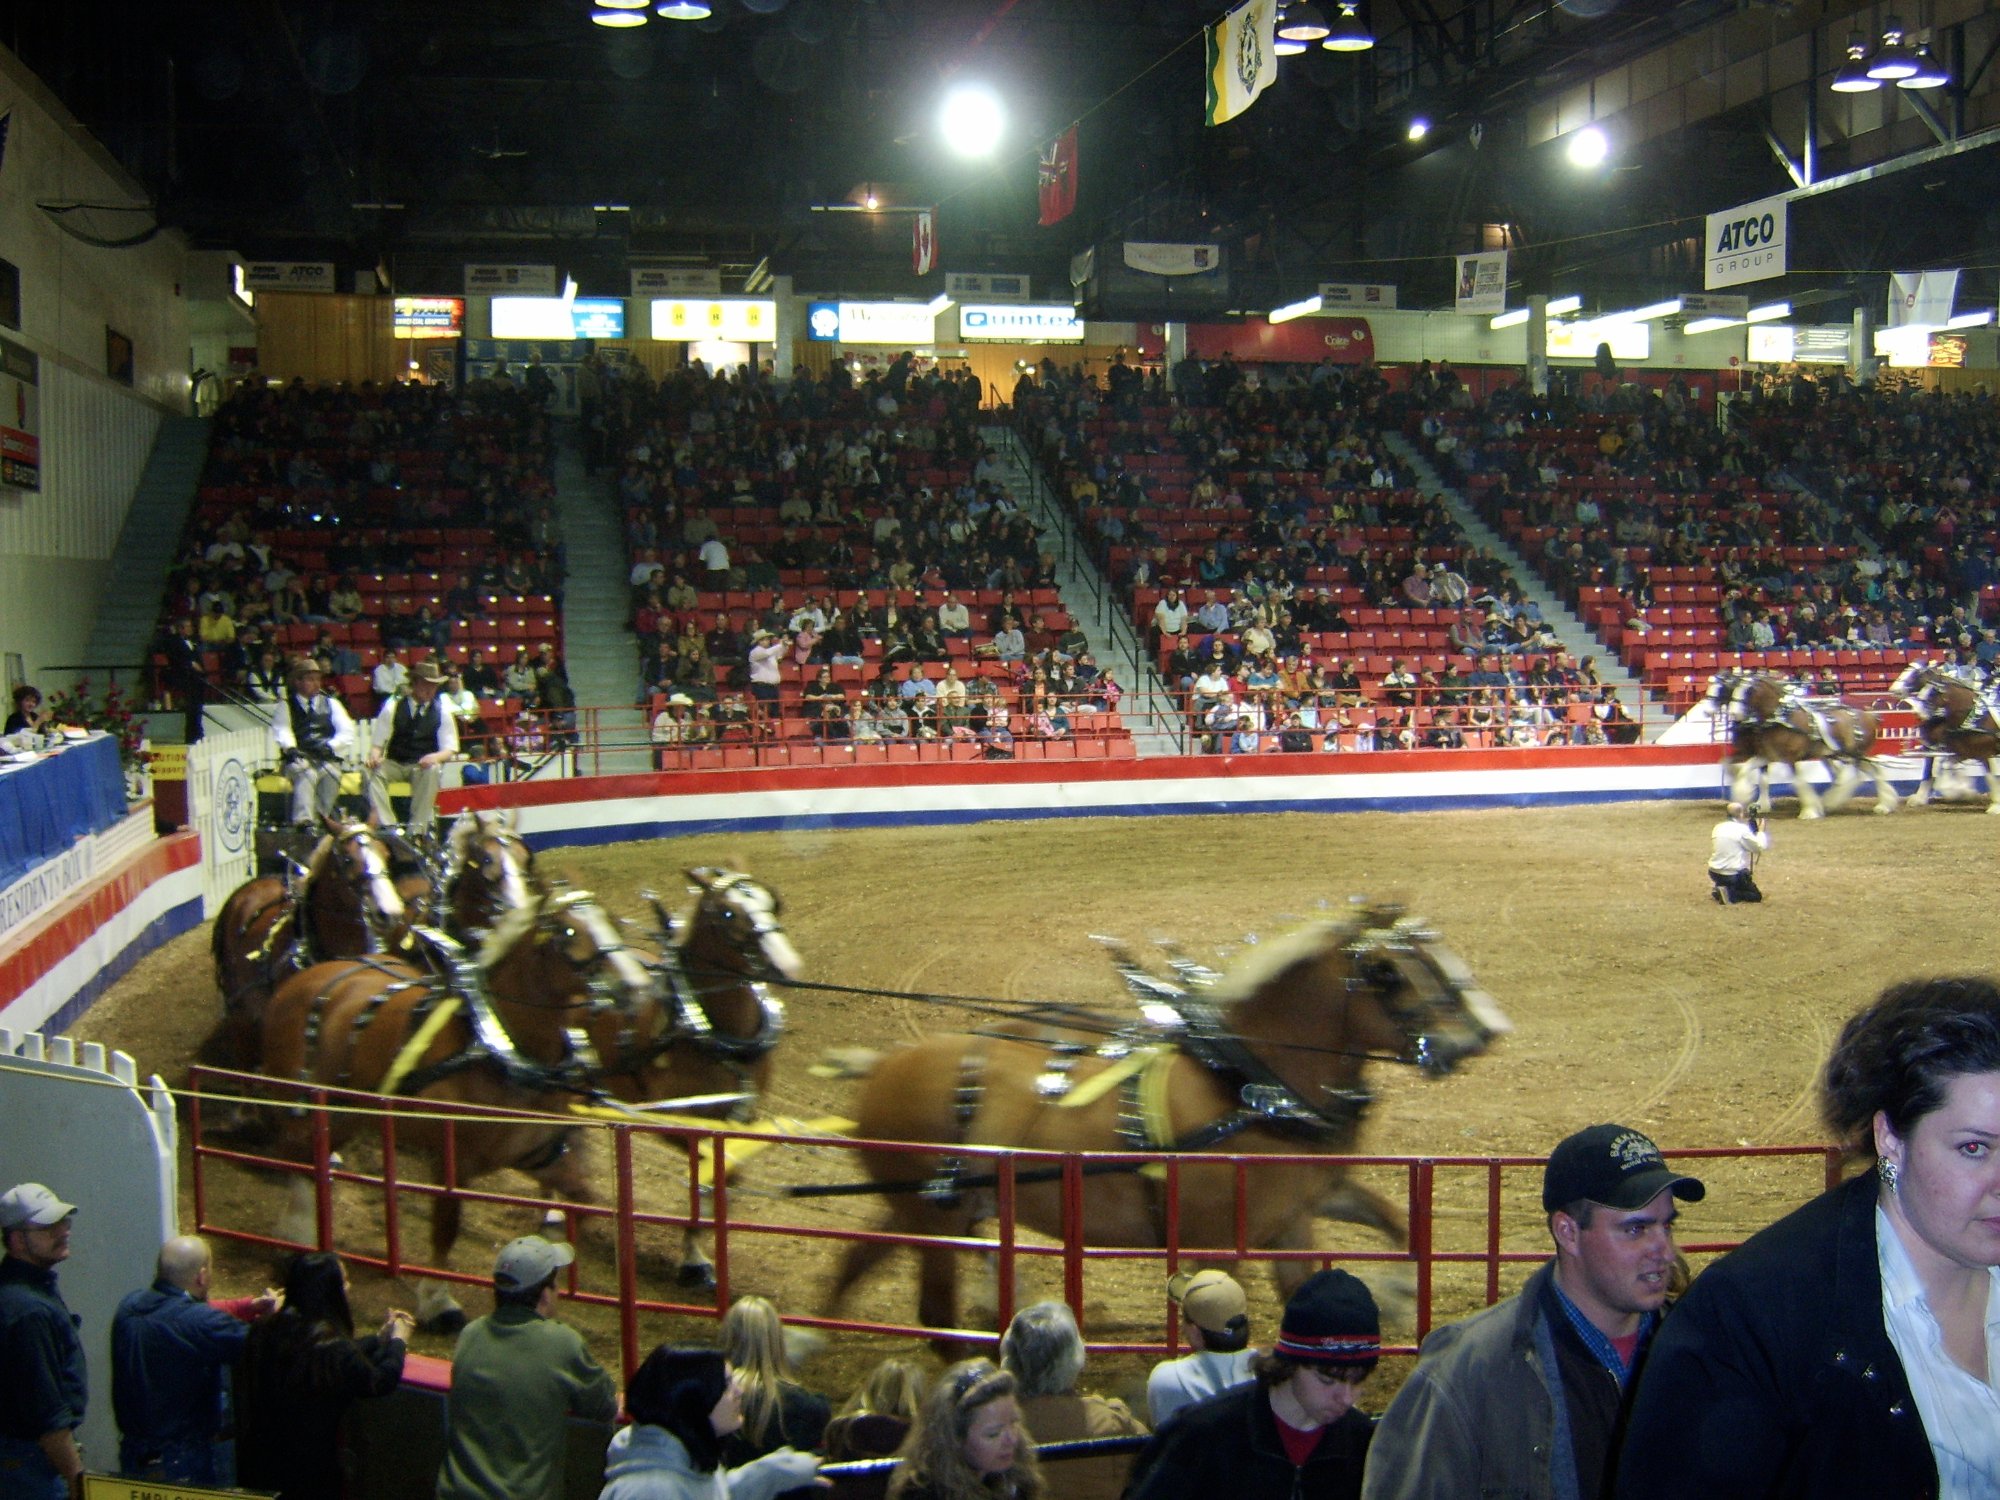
(298, 832, 338, 885)
(1206, 918, 1351, 1005)
(475, 892, 550, 970)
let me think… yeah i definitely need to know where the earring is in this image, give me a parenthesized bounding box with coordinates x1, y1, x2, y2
(1877, 1157, 1900, 1193)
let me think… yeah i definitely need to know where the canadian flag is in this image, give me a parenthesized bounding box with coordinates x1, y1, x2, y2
(912, 209, 936, 276)
(1038, 126, 1077, 227)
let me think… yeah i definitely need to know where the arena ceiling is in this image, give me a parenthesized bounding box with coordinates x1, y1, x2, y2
(9, 0, 1998, 319)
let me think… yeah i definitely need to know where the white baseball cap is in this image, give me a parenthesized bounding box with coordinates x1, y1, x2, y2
(0, 1183, 77, 1230)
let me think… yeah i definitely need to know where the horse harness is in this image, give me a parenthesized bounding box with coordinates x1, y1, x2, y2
(918, 917, 1458, 1210)
(1722, 675, 1852, 757)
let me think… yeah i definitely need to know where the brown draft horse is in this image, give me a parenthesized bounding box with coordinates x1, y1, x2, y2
(208, 811, 539, 1066)
(1892, 661, 2000, 812)
(253, 868, 800, 1324)
(1702, 671, 1900, 818)
(823, 905, 1510, 1336)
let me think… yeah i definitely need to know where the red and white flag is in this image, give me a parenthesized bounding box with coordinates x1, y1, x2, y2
(912, 209, 936, 276)
(1038, 126, 1077, 226)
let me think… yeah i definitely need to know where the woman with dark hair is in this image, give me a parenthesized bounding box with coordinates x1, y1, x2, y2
(598, 1345, 820, 1500)
(1128, 1270, 1378, 1500)
(234, 1253, 411, 1500)
(887, 1360, 1042, 1500)
(1619, 977, 2000, 1500)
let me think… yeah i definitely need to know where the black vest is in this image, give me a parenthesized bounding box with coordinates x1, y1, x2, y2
(286, 694, 337, 758)
(387, 696, 442, 763)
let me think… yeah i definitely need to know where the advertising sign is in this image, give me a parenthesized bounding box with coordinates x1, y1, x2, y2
(1704, 193, 1787, 289)
(946, 272, 1031, 302)
(489, 298, 623, 340)
(1454, 252, 1507, 315)
(1746, 324, 1796, 364)
(466, 263, 560, 296)
(804, 301, 938, 345)
(1679, 292, 1749, 318)
(1187, 317, 1375, 364)
(1546, 318, 1650, 362)
(392, 296, 465, 338)
(1318, 282, 1397, 309)
(243, 261, 337, 293)
(0, 336, 39, 491)
(958, 304, 1085, 342)
(569, 298, 626, 339)
(650, 299, 777, 342)
(631, 267, 721, 296)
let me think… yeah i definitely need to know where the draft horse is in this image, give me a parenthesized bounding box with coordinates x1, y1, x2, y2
(1892, 661, 2000, 812)
(1703, 671, 1900, 818)
(823, 904, 1509, 1336)
(253, 867, 800, 1323)
(209, 811, 538, 1066)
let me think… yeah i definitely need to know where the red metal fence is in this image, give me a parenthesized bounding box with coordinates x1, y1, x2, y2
(189, 1067, 1845, 1379)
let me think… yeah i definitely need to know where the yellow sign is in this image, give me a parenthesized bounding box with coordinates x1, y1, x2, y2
(148, 744, 188, 781)
(649, 299, 775, 342)
(84, 1475, 271, 1500)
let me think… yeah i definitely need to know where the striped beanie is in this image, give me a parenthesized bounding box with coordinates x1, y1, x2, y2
(1274, 1269, 1380, 1367)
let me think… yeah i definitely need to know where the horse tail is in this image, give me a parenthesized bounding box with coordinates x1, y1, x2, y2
(813, 1047, 884, 1081)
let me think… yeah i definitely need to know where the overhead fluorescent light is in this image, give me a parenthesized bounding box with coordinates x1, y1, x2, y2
(1545, 295, 1582, 317)
(1624, 299, 1683, 321)
(1489, 308, 1529, 329)
(1684, 317, 1743, 334)
(1746, 302, 1790, 322)
(1269, 295, 1322, 324)
(1947, 310, 1993, 328)
(926, 295, 954, 316)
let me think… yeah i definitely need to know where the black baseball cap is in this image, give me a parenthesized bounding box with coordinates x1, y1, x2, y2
(1542, 1124, 1706, 1213)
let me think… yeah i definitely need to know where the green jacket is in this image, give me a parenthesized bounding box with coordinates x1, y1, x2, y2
(436, 1305, 618, 1500)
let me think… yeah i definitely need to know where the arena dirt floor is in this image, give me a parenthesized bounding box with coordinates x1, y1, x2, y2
(70, 794, 2000, 1412)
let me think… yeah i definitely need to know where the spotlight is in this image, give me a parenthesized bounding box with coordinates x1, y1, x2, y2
(1898, 42, 1949, 90)
(1407, 118, 1429, 141)
(591, 7, 648, 25)
(1830, 31, 1881, 92)
(1277, 3, 1330, 42)
(1566, 126, 1608, 167)
(1866, 18, 1918, 81)
(1321, 2, 1374, 51)
(656, 0, 712, 15)
(940, 83, 1005, 158)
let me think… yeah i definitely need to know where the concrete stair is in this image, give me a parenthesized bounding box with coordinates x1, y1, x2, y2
(551, 432, 651, 774)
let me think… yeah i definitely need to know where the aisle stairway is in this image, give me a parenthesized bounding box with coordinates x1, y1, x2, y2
(79, 418, 217, 742)
(1382, 431, 1656, 737)
(551, 431, 652, 773)
(981, 425, 1181, 755)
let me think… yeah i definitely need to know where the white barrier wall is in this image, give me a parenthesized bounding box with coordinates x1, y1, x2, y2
(0, 1030, 178, 1471)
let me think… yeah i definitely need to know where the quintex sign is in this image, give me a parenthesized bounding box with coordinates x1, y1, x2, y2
(1705, 193, 1787, 290)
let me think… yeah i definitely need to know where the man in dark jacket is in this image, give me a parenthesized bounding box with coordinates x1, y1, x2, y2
(1126, 1269, 1380, 1500)
(0, 1183, 84, 1500)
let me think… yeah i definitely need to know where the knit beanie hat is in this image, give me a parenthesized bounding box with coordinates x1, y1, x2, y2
(1273, 1269, 1381, 1367)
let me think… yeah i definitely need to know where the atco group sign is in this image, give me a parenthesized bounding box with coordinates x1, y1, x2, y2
(1705, 193, 1787, 290)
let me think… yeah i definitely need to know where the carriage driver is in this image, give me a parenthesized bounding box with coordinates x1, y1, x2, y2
(365, 660, 458, 833)
(1707, 801, 1769, 906)
(272, 658, 356, 825)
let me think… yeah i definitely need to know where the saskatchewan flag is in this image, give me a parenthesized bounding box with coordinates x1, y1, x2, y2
(1204, 0, 1278, 126)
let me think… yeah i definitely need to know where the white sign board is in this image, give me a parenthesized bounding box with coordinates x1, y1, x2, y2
(946, 272, 1031, 302)
(632, 267, 722, 297)
(650, 298, 778, 342)
(243, 261, 337, 293)
(1680, 292, 1749, 318)
(1454, 252, 1507, 315)
(1318, 282, 1397, 309)
(1747, 324, 1796, 364)
(958, 304, 1085, 342)
(1547, 318, 1650, 362)
(807, 301, 938, 345)
(1705, 193, 1787, 289)
(466, 263, 560, 296)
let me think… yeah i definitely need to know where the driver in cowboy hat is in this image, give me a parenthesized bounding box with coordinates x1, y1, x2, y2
(365, 660, 458, 832)
(272, 656, 357, 825)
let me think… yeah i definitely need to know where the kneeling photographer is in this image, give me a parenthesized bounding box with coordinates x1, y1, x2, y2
(1707, 800, 1770, 905)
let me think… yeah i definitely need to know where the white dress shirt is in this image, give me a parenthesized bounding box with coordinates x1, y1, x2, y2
(1878, 1205, 2000, 1499)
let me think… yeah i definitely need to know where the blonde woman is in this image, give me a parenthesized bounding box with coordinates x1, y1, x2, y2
(888, 1361, 1042, 1500)
(823, 1357, 928, 1462)
(717, 1297, 829, 1467)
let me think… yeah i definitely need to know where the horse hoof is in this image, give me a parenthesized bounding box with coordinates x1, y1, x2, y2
(675, 1263, 719, 1293)
(1798, 808, 1823, 820)
(1877, 802, 1900, 815)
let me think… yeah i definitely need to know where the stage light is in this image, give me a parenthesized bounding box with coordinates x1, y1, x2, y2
(1407, 118, 1429, 141)
(940, 84, 1005, 158)
(1567, 126, 1608, 167)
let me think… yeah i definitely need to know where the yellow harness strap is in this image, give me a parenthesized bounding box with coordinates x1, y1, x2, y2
(380, 996, 464, 1096)
(1053, 1046, 1161, 1111)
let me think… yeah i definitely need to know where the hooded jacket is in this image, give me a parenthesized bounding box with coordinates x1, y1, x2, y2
(598, 1423, 819, 1500)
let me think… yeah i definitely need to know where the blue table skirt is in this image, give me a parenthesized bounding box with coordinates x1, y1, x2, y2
(0, 733, 129, 888)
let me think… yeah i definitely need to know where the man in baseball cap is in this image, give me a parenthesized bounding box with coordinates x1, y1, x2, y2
(0, 1183, 86, 1498)
(1146, 1269, 1256, 1426)
(1363, 1126, 1704, 1500)
(435, 1236, 615, 1500)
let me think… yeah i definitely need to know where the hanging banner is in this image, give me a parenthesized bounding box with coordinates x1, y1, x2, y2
(1704, 193, 1787, 289)
(242, 261, 337, 294)
(1888, 270, 1960, 326)
(0, 336, 39, 492)
(1038, 126, 1078, 226)
(465, 263, 560, 296)
(631, 267, 721, 297)
(1318, 282, 1397, 309)
(1124, 242, 1222, 277)
(1454, 252, 1507, 315)
(913, 211, 937, 276)
(1188, 317, 1374, 364)
(1204, 0, 1279, 126)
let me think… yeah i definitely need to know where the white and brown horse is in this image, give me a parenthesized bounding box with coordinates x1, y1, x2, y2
(1893, 661, 2000, 812)
(1703, 671, 1900, 818)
